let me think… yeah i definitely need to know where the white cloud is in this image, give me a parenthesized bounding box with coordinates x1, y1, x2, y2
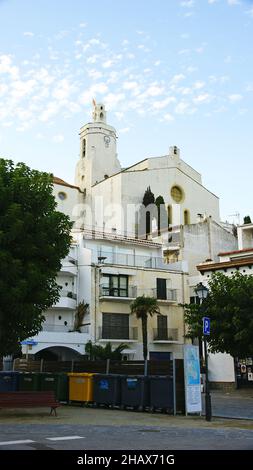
(122, 81, 139, 91)
(23, 32, 34, 37)
(163, 113, 174, 121)
(40, 102, 60, 122)
(88, 69, 103, 80)
(193, 93, 212, 103)
(52, 79, 74, 101)
(193, 81, 205, 89)
(227, 0, 240, 5)
(170, 74, 185, 84)
(11, 79, 36, 100)
(152, 97, 176, 109)
(228, 94, 243, 103)
(175, 101, 190, 114)
(145, 85, 164, 97)
(181, 0, 195, 7)
(104, 92, 125, 110)
(102, 59, 114, 68)
(0, 83, 8, 96)
(0, 55, 19, 79)
(208, 0, 219, 4)
(87, 55, 99, 64)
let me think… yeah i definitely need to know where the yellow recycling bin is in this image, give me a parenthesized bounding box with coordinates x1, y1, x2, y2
(68, 373, 95, 403)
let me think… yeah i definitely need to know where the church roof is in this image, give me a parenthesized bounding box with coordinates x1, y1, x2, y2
(53, 176, 82, 192)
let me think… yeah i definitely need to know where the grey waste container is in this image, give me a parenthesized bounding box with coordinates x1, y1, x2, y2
(149, 375, 174, 413)
(19, 372, 41, 391)
(0, 371, 20, 392)
(121, 376, 149, 411)
(40, 373, 69, 402)
(93, 374, 122, 408)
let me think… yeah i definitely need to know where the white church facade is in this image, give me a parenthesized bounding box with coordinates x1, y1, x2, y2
(22, 102, 239, 387)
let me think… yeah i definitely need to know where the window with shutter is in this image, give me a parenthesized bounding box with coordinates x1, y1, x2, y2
(102, 313, 129, 339)
(156, 278, 167, 300)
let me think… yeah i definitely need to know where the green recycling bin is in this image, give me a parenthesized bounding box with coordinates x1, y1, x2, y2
(19, 372, 41, 391)
(40, 373, 69, 402)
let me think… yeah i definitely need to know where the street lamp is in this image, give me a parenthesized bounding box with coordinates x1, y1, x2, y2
(195, 282, 212, 422)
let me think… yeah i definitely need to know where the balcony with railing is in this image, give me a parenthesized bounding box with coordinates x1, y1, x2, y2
(99, 285, 137, 299)
(151, 288, 177, 302)
(60, 254, 78, 276)
(99, 286, 177, 302)
(96, 251, 175, 270)
(98, 326, 138, 342)
(152, 328, 179, 343)
(53, 290, 77, 309)
(42, 324, 90, 334)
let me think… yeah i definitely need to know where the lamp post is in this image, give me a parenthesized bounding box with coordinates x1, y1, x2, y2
(195, 282, 212, 422)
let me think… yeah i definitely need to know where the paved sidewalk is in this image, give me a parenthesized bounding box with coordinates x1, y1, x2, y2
(203, 389, 253, 420)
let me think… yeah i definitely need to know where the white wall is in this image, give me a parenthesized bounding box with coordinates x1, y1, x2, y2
(209, 352, 235, 383)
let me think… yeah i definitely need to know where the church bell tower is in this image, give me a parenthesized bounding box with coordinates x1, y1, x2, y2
(75, 101, 121, 194)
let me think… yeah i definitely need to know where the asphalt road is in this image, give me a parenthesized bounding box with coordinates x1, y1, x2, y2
(0, 423, 252, 450)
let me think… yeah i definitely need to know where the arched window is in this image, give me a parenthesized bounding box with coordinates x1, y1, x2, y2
(184, 209, 190, 225)
(167, 205, 172, 227)
(100, 112, 104, 120)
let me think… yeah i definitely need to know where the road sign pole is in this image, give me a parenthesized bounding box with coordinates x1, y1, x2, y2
(203, 334, 212, 422)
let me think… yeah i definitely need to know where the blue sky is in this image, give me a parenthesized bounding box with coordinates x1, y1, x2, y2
(0, 0, 253, 223)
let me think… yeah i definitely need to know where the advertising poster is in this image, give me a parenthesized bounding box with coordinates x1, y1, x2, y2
(184, 345, 202, 414)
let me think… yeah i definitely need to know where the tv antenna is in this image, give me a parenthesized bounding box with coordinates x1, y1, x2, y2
(228, 212, 240, 225)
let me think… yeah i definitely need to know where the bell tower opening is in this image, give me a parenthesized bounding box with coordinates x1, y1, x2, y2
(92, 100, 107, 123)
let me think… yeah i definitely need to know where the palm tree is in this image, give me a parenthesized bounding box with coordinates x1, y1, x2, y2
(85, 341, 128, 360)
(130, 296, 160, 360)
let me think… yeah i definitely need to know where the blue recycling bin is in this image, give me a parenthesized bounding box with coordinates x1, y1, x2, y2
(149, 375, 174, 413)
(0, 371, 20, 392)
(93, 374, 122, 408)
(120, 375, 150, 411)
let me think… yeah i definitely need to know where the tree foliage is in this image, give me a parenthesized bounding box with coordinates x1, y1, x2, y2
(155, 195, 167, 235)
(85, 341, 128, 360)
(142, 186, 155, 207)
(183, 272, 253, 358)
(0, 159, 72, 356)
(243, 215, 252, 224)
(130, 296, 160, 360)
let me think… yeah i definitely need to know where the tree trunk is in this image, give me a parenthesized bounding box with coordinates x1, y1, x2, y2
(141, 316, 148, 360)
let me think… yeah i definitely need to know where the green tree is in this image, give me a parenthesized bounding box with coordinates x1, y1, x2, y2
(243, 215, 252, 224)
(155, 195, 167, 235)
(0, 159, 72, 357)
(130, 296, 160, 360)
(183, 272, 253, 359)
(141, 186, 155, 237)
(85, 341, 128, 360)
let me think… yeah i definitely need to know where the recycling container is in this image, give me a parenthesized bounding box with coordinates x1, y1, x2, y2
(19, 372, 41, 391)
(40, 373, 69, 402)
(93, 374, 122, 408)
(0, 371, 20, 392)
(68, 373, 95, 403)
(120, 375, 149, 411)
(149, 375, 174, 413)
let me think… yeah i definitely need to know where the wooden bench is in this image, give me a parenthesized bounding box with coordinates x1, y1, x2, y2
(0, 391, 60, 416)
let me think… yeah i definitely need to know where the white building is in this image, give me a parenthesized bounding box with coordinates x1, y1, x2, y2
(196, 223, 253, 389)
(24, 230, 188, 360)
(21, 102, 240, 369)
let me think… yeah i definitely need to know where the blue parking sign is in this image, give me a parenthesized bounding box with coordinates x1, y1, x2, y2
(203, 317, 210, 335)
